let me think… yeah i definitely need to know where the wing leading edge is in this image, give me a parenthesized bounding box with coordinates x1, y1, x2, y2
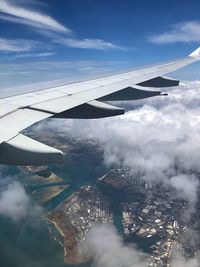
(0, 47, 200, 165)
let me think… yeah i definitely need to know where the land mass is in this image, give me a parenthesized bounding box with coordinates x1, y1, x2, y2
(32, 185, 69, 205)
(46, 168, 200, 266)
(46, 185, 113, 264)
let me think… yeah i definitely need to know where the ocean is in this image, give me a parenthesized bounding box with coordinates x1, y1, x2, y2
(0, 141, 156, 267)
(0, 145, 106, 267)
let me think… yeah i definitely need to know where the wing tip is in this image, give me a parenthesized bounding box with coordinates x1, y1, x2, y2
(189, 47, 200, 59)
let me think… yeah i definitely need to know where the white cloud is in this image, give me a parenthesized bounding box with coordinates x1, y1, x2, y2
(38, 81, 200, 207)
(0, 0, 70, 33)
(86, 224, 146, 267)
(0, 37, 41, 52)
(86, 224, 200, 267)
(0, 179, 42, 222)
(57, 38, 124, 51)
(0, 1, 124, 52)
(169, 174, 199, 206)
(14, 51, 55, 58)
(149, 21, 200, 44)
(0, 59, 126, 91)
(171, 251, 200, 267)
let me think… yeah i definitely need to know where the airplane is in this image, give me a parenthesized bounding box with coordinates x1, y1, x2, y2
(0, 47, 200, 166)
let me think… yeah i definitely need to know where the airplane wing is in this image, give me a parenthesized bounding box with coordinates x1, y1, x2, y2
(0, 47, 200, 165)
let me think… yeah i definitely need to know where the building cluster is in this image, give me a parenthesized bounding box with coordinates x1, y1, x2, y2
(101, 168, 200, 267)
(31, 129, 200, 267)
(60, 185, 113, 243)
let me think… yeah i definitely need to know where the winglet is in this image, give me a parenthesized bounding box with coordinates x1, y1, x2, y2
(189, 47, 200, 59)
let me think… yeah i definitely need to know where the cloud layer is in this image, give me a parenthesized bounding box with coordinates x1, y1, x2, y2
(40, 81, 200, 207)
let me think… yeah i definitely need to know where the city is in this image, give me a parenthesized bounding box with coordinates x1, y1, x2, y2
(45, 165, 200, 266)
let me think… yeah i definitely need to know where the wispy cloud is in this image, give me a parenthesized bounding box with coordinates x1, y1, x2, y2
(0, 1, 124, 52)
(14, 52, 55, 58)
(149, 21, 200, 44)
(0, 37, 41, 52)
(57, 38, 125, 51)
(0, 0, 71, 33)
(0, 59, 128, 91)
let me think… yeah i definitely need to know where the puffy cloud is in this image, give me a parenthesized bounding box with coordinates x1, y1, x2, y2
(86, 224, 200, 267)
(86, 224, 146, 267)
(0, 179, 42, 222)
(23, 81, 200, 265)
(38, 81, 200, 206)
(169, 174, 199, 206)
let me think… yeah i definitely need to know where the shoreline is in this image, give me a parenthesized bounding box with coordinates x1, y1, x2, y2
(46, 217, 65, 238)
(45, 217, 79, 261)
(45, 217, 67, 257)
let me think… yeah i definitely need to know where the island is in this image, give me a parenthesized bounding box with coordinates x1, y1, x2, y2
(45, 168, 200, 266)
(46, 185, 113, 264)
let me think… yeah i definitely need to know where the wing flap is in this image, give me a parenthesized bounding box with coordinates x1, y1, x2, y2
(138, 76, 179, 88)
(0, 134, 63, 165)
(53, 100, 124, 119)
(98, 85, 161, 101)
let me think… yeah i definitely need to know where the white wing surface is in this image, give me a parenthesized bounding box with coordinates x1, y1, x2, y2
(0, 47, 200, 165)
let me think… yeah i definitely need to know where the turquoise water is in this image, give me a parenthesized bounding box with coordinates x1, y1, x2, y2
(0, 143, 156, 266)
(0, 145, 106, 267)
(0, 217, 64, 267)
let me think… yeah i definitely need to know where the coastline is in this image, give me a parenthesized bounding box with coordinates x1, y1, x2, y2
(45, 212, 82, 264)
(46, 217, 65, 238)
(45, 217, 67, 257)
(44, 186, 91, 264)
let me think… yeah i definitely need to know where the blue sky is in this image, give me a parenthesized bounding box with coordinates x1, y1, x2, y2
(0, 0, 200, 88)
